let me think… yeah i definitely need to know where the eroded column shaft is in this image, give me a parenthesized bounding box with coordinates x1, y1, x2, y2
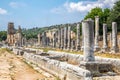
(76, 24, 81, 50)
(103, 24, 108, 49)
(82, 19, 95, 61)
(67, 25, 71, 50)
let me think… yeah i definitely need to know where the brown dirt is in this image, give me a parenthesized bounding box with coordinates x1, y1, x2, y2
(0, 49, 55, 80)
(93, 76, 120, 80)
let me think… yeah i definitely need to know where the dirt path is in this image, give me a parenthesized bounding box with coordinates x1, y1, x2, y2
(0, 49, 55, 80)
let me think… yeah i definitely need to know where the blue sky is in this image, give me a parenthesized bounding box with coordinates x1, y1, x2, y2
(0, 0, 117, 31)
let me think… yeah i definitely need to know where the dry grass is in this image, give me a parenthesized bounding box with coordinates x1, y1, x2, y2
(95, 53, 120, 59)
(36, 47, 120, 59)
(38, 47, 83, 54)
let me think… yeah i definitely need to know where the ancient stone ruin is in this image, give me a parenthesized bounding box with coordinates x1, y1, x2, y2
(10, 17, 120, 80)
(7, 22, 26, 47)
(37, 16, 119, 53)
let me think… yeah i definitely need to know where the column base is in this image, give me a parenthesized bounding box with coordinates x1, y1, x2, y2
(80, 61, 112, 77)
(81, 46, 84, 51)
(60, 46, 63, 50)
(67, 47, 71, 51)
(99, 47, 109, 53)
(94, 46, 100, 51)
(80, 61, 100, 76)
(76, 46, 81, 51)
(110, 46, 119, 53)
(63, 45, 67, 50)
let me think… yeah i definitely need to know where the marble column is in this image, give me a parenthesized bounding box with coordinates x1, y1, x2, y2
(94, 16, 100, 51)
(46, 37, 50, 47)
(42, 32, 46, 47)
(82, 19, 95, 61)
(60, 28, 64, 49)
(109, 33, 112, 48)
(80, 19, 102, 77)
(71, 39, 76, 51)
(41, 33, 44, 47)
(22, 38, 26, 46)
(76, 23, 81, 51)
(102, 23, 108, 51)
(58, 28, 61, 49)
(37, 33, 41, 45)
(64, 26, 67, 49)
(67, 25, 71, 50)
(111, 22, 119, 53)
(53, 32, 56, 48)
(81, 24, 84, 51)
(118, 38, 120, 48)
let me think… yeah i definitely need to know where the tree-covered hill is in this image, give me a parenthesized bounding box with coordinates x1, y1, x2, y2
(22, 23, 78, 40)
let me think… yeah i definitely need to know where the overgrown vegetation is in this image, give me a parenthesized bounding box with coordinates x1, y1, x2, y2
(0, 31, 7, 41)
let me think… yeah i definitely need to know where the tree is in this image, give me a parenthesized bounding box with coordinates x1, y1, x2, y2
(0, 31, 7, 41)
(84, 7, 110, 34)
(107, 0, 120, 31)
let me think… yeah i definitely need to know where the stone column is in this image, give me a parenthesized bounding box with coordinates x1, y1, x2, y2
(76, 23, 81, 51)
(118, 38, 120, 47)
(80, 19, 101, 77)
(46, 37, 49, 47)
(22, 38, 25, 46)
(81, 23, 84, 51)
(53, 32, 56, 48)
(94, 16, 100, 51)
(42, 32, 46, 47)
(58, 28, 61, 49)
(109, 33, 112, 48)
(64, 26, 67, 50)
(60, 28, 64, 49)
(111, 22, 119, 53)
(67, 25, 71, 50)
(41, 33, 43, 47)
(37, 33, 41, 45)
(102, 23, 108, 51)
(71, 39, 76, 51)
(82, 19, 95, 61)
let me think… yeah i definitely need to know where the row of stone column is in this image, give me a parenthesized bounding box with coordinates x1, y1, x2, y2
(94, 16, 119, 53)
(37, 24, 80, 50)
(38, 16, 119, 53)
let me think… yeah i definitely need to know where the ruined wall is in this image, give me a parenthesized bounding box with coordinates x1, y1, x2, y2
(13, 48, 92, 80)
(12, 48, 120, 79)
(47, 51, 120, 74)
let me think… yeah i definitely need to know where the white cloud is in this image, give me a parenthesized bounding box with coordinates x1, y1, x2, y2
(64, 0, 118, 12)
(50, 6, 67, 14)
(0, 8, 7, 15)
(9, 2, 26, 8)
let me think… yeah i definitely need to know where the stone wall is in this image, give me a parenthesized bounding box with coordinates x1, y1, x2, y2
(13, 48, 92, 80)
(47, 51, 120, 74)
(12, 48, 120, 79)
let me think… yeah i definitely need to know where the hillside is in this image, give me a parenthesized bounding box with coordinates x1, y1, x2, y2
(0, 22, 79, 41)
